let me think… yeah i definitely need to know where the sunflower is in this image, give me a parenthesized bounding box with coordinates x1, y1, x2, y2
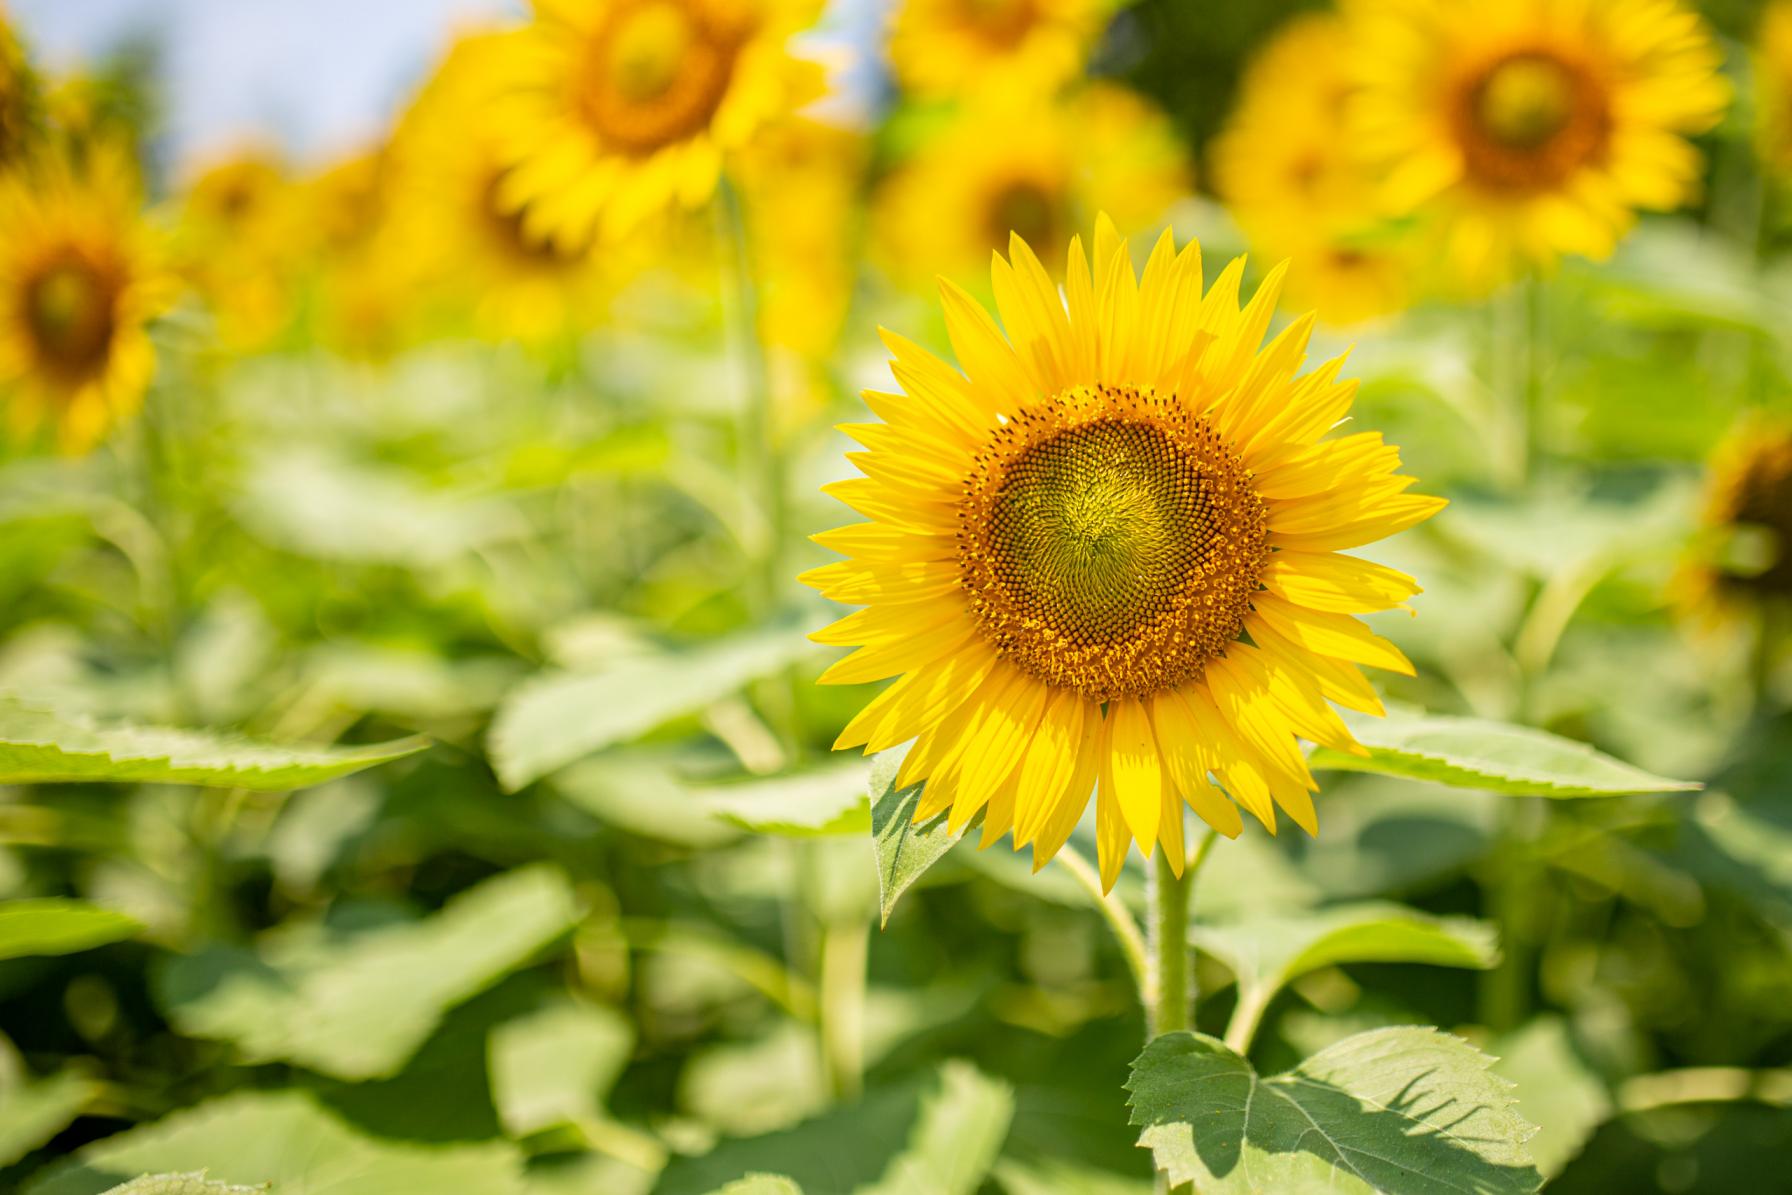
(486, 0, 826, 249)
(173, 149, 304, 353)
(886, 0, 1106, 101)
(0, 5, 42, 166)
(1757, 3, 1792, 177)
(0, 145, 174, 452)
(873, 83, 1190, 292)
(1347, 0, 1728, 290)
(1213, 13, 1415, 325)
(1677, 420, 1792, 628)
(388, 31, 623, 346)
(805, 220, 1444, 888)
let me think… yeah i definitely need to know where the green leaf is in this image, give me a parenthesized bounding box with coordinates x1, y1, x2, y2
(156, 866, 580, 1080)
(0, 696, 427, 790)
(992, 1158, 1151, 1195)
(657, 1060, 1012, 1195)
(488, 998, 634, 1138)
(699, 759, 873, 837)
(1492, 1017, 1610, 1179)
(0, 899, 141, 961)
(0, 1066, 97, 1166)
(706, 1178, 803, 1195)
(489, 623, 811, 790)
(1126, 1028, 1541, 1194)
(98, 1176, 262, 1195)
(24, 1090, 525, 1195)
(869, 751, 976, 928)
(1309, 712, 1700, 797)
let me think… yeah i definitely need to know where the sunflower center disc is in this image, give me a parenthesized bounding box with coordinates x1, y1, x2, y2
(25, 255, 116, 375)
(1456, 50, 1610, 191)
(582, 0, 741, 155)
(958, 385, 1270, 702)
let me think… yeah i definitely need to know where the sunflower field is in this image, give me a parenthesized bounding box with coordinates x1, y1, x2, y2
(2, 0, 1791, 1191)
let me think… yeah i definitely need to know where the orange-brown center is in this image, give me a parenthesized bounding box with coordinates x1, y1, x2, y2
(577, 0, 744, 155)
(1453, 49, 1611, 192)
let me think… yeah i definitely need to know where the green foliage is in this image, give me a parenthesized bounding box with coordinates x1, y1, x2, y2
(0, 697, 426, 789)
(487, 997, 633, 1137)
(700, 759, 873, 837)
(1310, 711, 1700, 797)
(1, 1068, 96, 1167)
(97, 1177, 261, 1195)
(0, 899, 140, 960)
(25, 1091, 525, 1195)
(867, 752, 974, 927)
(1126, 1029, 1542, 1194)
(155, 866, 580, 1080)
(705, 1178, 803, 1195)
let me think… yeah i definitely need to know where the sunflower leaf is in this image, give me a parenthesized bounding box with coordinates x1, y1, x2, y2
(0, 899, 141, 961)
(1310, 712, 1700, 797)
(97, 1176, 262, 1195)
(705, 1178, 803, 1195)
(1126, 1028, 1542, 1194)
(699, 759, 873, 838)
(1, 1066, 98, 1167)
(869, 750, 977, 928)
(0, 696, 427, 790)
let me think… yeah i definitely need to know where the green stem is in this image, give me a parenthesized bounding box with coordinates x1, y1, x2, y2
(818, 918, 868, 1104)
(716, 176, 783, 617)
(1148, 847, 1194, 1038)
(1057, 844, 1149, 1002)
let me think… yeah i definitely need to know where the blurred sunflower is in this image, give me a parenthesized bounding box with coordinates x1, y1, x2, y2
(806, 220, 1443, 888)
(886, 0, 1105, 100)
(303, 147, 421, 360)
(0, 145, 174, 452)
(0, 5, 42, 166)
(488, 0, 827, 248)
(1757, 3, 1792, 176)
(1348, 0, 1728, 290)
(1213, 13, 1414, 325)
(173, 150, 304, 352)
(394, 31, 621, 345)
(1678, 420, 1792, 627)
(873, 83, 1189, 291)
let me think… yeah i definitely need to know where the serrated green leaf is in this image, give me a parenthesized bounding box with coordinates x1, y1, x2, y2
(98, 1174, 262, 1195)
(1126, 1028, 1541, 1194)
(0, 1066, 97, 1166)
(0, 696, 427, 790)
(0, 899, 141, 961)
(24, 1090, 524, 1195)
(869, 751, 975, 928)
(699, 759, 872, 837)
(1492, 1017, 1610, 1179)
(156, 866, 580, 1080)
(706, 1178, 802, 1195)
(657, 1060, 1012, 1195)
(488, 998, 634, 1137)
(489, 624, 810, 790)
(1309, 712, 1699, 797)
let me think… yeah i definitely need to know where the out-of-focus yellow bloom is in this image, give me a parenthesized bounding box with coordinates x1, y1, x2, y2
(1757, 3, 1792, 176)
(174, 150, 305, 353)
(1678, 420, 1792, 629)
(1348, 0, 1728, 291)
(0, 145, 175, 452)
(873, 82, 1189, 290)
(1214, 13, 1415, 325)
(301, 146, 423, 360)
(391, 31, 620, 345)
(807, 217, 1443, 887)
(487, 0, 827, 249)
(0, 6, 42, 167)
(886, 0, 1106, 101)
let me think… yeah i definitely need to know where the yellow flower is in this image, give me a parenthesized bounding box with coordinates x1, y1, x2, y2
(1213, 13, 1414, 325)
(0, 144, 174, 452)
(0, 6, 43, 166)
(487, 0, 826, 248)
(174, 149, 304, 353)
(300, 146, 424, 360)
(1677, 420, 1792, 628)
(1348, 0, 1728, 290)
(390, 30, 622, 345)
(805, 219, 1444, 888)
(887, 0, 1106, 100)
(1757, 2, 1792, 176)
(873, 83, 1190, 291)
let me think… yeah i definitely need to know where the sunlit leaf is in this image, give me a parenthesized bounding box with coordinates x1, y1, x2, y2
(657, 1060, 1012, 1195)
(706, 1178, 803, 1195)
(490, 623, 811, 790)
(488, 998, 634, 1138)
(156, 866, 581, 1080)
(1493, 1017, 1610, 1179)
(97, 1176, 261, 1195)
(0, 1067, 96, 1166)
(1310, 712, 1699, 797)
(25, 1090, 525, 1195)
(0, 696, 427, 790)
(1126, 1028, 1541, 1194)
(700, 759, 873, 837)
(0, 899, 140, 961)
(868, 751, 975, 928)
(1193, 902, 1497, 999)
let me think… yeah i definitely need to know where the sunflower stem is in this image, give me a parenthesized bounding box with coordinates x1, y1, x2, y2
(818, 917, 868, 1104)
(1057, 844, 1149, 1003)
(1147, 845, 1194, 1039)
